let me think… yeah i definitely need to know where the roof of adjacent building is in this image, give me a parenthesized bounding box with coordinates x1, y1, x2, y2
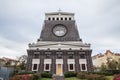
(92, 50, 120, 59)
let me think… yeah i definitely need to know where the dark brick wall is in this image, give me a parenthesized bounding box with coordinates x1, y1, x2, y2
(39, 20, 81, 41)
(26, 50, 93, 74)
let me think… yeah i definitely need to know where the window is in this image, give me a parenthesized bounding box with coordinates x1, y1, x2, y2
(81, 64, 86, 71)
(70, 64, 73, 70)
(52, 17, 55, 20)
(69, 17, 71, 20)
(65, 17, 67, 20)
(61, 18, 63, 20)
(56, 17, 59, 20)
(32, 64, 38, 71)
(68, 64, 74, 71)
(48, 17, 51, 20)
(44, 64, 50, 71)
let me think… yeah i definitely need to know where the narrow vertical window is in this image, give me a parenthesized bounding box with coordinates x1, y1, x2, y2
(68, 64, 74, 71)
(45, 64, 49, 70)
(70, 64, 73, 70)
(48, 17, 51, 20)
(69, 17, 71, 20)
(61, 18, 63, 20)
(32, 64, 38, 71)
(52, 18, 55, 20)
(81, 64, 86, 70)
(57, 17, 59, 20)
(44, 64, 50, 71)
(65, 17, 67, 20)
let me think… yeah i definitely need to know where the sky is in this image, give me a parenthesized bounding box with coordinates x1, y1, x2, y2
(0, 0, 120, 59)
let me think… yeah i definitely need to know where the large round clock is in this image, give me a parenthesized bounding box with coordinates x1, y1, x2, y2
(53, 25, 67, 37)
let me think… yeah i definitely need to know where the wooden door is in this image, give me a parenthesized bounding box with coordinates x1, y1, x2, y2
(57, 64, 62, 75)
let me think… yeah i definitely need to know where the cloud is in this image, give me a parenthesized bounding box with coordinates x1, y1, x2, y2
(0, 0, 120, 58)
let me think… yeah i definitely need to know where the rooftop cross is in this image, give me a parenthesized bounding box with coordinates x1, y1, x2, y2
(58, 8, 62, 12)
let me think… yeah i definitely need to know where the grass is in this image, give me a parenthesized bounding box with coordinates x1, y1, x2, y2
(39, 78, 52, 80)
(65, 77, 79, 80)
(65, 77, 86, 80)
(65, 76, 114, 80)
(106, 76, 114, 80)
(39, 76, 114, 80)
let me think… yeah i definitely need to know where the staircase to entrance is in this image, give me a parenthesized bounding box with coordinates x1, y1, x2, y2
(53, 75, 64, 80)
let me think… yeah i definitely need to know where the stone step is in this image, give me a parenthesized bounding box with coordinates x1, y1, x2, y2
(53, 75, 64, 80)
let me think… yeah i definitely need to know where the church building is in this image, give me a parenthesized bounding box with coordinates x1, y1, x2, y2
(26, 11, 93, 75)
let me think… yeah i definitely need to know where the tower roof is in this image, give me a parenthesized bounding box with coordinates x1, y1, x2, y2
(45, 12, 74, 15)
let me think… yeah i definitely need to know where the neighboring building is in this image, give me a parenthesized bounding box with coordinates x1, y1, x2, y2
(0, 58, 6, 66)
(92, 50, 120, 68)
(26, 11, 93, 75)
(0, 57, 18, 66)
(0, 66, 14, 80)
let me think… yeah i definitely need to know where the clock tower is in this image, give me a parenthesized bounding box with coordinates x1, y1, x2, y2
(26, 11, 93, 75)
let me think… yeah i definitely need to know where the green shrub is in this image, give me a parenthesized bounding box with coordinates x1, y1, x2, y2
(86, 74, 107, 80)
(31, 73, 41, 80)
(9, 76, 23, 80)
(64, 71, 77, 78)
(41, 72, 52, 78)
(77, 72, 87, 79)
(77, 72, 108, 80)
(90, 71, 113, 76)
(16, 71, 34, 75)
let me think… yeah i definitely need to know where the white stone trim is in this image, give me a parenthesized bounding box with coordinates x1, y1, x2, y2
(80, 64, 87, 71)
(44, 64, 51, 71)
(68, 64, 75, 71)
(44, 59, 52, 64)
(79, 59, 87, 64)
(56, 59, 63, 64)
(67, 59, 75, 64)
(32, 59, 40, 64)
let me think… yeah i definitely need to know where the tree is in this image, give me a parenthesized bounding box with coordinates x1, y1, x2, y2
(15, 55, 27, 71)
(117, 59, 120, 70)
(107, 60, 118, 70)
(5, 61, 11, 67)
(100, 63, 107, 71)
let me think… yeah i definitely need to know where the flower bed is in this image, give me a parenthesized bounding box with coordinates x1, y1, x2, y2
(114, 74, 120, 80)
(10, 74, 32, 80)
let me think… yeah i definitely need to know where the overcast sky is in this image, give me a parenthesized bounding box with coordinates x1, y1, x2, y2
(0, 0, 120, 59)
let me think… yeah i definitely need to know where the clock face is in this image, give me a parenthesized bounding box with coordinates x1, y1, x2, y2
(53, 25, 67, 37)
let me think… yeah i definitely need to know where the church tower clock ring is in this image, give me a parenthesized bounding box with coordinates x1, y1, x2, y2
(53, 24, 67, 37)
